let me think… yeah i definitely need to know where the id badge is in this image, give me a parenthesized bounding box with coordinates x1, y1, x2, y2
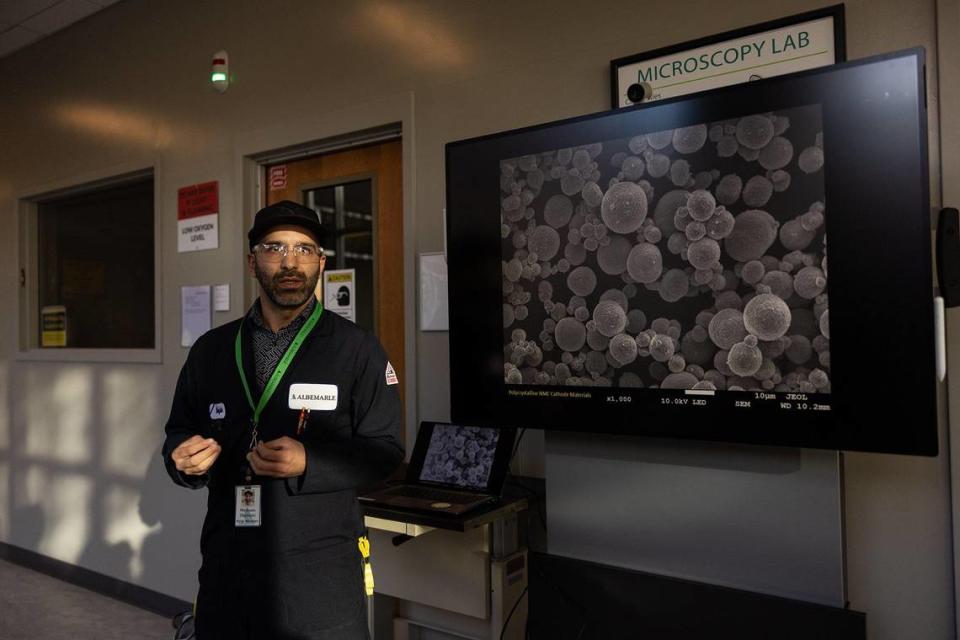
(235, 485, 261, 527)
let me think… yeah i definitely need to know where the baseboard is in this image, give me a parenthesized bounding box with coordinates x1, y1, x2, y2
(0, 541, 191, 619)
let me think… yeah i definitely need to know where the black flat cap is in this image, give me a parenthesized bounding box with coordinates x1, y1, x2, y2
(248, 200, 324, 249)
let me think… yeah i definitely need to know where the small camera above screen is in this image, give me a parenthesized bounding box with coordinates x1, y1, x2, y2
(626, 82, 651, 103)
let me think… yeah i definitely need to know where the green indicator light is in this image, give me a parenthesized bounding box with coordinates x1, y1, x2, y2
(211, 72, 227, 82)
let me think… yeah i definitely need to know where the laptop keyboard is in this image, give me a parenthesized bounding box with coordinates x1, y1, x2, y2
(389, 486, 484, 504)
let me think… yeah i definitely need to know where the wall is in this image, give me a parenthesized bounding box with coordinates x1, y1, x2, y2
(0, 1, 952, 638)
(939, 0, 960, 629)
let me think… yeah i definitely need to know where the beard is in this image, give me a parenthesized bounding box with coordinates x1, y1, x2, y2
(254, 263, 320, 309)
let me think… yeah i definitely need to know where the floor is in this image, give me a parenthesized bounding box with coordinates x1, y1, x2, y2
(0, 558, 174, 640)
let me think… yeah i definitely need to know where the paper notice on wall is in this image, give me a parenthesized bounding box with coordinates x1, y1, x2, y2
(323, 269, 355, 322)
(181, 285, 211, 347)
(213, 284, 230, 311)
(41, 305, 67, 347)
(178, 181, 219, 252)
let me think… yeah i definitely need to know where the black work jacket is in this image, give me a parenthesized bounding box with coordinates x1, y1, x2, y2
(162, 305, 403, 639)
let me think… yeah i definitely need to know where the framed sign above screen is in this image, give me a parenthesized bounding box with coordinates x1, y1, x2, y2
(611, 5, 846, 108)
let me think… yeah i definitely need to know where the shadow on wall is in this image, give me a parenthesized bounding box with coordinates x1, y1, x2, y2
(138, 445, 202, 599)
(9, 503, 45, 550)
(4, 443, 201, 602)
(2, 358, 204, 601)
(77, 536, 134, 586)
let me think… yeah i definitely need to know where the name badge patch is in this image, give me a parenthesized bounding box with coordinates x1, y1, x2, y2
(288, 383, 338, 411)
(235, 485, 261, 527)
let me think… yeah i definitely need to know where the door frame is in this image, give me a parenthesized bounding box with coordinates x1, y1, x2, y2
(233, 94, 416, 454)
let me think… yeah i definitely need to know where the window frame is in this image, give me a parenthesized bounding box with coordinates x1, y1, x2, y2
(16, 168, 162, 363)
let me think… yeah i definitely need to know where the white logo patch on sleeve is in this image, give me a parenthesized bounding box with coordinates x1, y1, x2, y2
(385, 361, 398, 386)
(288, 384, 339, 411)
(209, 403, 226, 419)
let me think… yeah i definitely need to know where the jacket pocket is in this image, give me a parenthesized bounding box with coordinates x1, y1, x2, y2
(277, 548, 365, 633)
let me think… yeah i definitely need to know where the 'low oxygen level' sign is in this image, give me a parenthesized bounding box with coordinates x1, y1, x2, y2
(178, 181, 220, 252)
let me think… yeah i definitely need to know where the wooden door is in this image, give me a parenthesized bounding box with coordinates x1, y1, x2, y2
(265, 140, 405, 435)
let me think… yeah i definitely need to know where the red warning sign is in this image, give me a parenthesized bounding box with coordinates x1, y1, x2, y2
(177, 181, 219, 220)
(177, 181, 220, 252)
(269, 165, 288, 191)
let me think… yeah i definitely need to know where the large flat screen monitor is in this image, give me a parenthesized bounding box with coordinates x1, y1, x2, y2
(445, 49, 936, 455)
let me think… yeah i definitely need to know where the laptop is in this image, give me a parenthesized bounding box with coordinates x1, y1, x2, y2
(359, 421, 517, 515)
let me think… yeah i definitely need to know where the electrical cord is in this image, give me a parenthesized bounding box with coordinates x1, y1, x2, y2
(505, 427, 549, 532)
(499, 585, 528, 640)
(526, 552, 588, 640)
(509, 428, 527, 463)
(504, 427, 549, 532)
(502, 429, 585, 638)
(505, 475, 547, 534)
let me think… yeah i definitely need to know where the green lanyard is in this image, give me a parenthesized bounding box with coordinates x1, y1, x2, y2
(234, 301, 324, 428)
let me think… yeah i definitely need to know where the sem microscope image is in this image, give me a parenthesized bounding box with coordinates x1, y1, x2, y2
(420, 425, 500, 489)
(499, 105, 830, 394)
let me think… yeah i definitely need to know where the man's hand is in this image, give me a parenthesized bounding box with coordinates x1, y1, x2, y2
(172, 436, 221, 476)
(247, 437, 306, 478)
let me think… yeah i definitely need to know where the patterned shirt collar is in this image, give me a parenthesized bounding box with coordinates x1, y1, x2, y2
(246, 297, 318, 392)
(248, 296, 317, 333)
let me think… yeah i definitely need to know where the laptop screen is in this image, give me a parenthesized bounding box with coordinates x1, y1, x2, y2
(418, 424, 501, 490)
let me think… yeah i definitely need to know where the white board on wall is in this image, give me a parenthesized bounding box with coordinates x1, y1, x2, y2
(419, 252, 448, 331)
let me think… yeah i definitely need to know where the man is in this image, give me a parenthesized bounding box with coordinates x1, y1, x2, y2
(163, 200, 403, 639)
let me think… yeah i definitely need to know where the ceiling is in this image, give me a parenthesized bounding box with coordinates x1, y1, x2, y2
(0, 0, 121, 59)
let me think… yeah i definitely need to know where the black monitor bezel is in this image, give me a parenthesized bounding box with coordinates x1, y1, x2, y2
(445, 48, 936, 456)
